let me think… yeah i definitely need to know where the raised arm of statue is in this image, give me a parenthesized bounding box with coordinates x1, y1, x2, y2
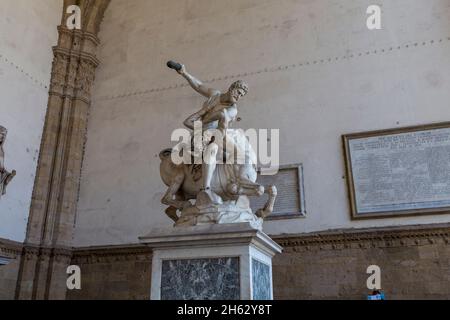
(167, 61, 218, 98)
(180, 66, 218, 98)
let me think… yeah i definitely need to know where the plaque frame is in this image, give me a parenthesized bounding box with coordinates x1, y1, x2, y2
(343, 122, 450, 220)
(255, 164, 307, 221)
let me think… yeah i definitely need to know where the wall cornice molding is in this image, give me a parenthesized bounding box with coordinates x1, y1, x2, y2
(72, 245, 152, 264)
(273, 223, 450, 252)
(6, 223, 448, 264)
(21, 243, 73, 259)
(67, 223, 450, 263)
(0, 239, 73, 261)
(0, 238, 22, 258)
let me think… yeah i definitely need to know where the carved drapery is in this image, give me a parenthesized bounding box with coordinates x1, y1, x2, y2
(15, 0, 110, 300)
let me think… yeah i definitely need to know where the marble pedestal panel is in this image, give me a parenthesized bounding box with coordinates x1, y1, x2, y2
(139, 223, 282, 300)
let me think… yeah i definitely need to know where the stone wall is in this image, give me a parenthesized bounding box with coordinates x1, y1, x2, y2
(0, 238, 22, 300)
(272, 224, 450, 299)
(67, 224, 450, 300)
(68, 245, 152, 300)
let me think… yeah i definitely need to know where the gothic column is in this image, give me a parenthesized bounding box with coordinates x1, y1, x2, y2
(15, 0, 110, 300)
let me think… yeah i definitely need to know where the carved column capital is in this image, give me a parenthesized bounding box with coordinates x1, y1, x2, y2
(49, 25, 101, 104)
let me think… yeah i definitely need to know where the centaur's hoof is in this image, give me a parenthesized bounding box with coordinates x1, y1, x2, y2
(267, 185, 277, 196)
(256, 208, 271, 218)
(165, 206, 179, 222)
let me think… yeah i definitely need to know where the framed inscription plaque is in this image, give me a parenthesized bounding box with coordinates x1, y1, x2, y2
(343, 122, 450, 219)
(250, 164, 306, 220)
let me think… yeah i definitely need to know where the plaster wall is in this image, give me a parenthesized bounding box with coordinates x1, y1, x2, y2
(0, 0, 62, 242)
(75, 0, 450, 246)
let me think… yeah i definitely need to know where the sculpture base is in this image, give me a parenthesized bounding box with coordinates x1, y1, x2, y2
(139, 223, 282, 300)
(176, 196, 263, 230)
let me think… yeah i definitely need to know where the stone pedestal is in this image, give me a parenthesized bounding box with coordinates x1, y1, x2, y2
(139, 223, 282, 300)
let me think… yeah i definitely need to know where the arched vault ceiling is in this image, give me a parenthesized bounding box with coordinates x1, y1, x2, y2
(62, 0, 111, 35)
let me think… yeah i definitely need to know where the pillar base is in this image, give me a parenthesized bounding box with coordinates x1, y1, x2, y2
(139, 223, 282, 300)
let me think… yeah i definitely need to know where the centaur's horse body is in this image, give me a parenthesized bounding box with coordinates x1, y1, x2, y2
(159, 132, 277, 223)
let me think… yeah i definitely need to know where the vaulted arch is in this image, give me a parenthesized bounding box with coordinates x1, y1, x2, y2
(63, 0, 111, 35)
(15, 0, 111, 300)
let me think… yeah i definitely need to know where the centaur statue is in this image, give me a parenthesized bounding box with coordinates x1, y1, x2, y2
(160, 61, 277, 229)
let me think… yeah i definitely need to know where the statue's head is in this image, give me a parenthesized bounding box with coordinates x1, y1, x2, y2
(0, 126, 6, 144)
(228, 80, 249, 103)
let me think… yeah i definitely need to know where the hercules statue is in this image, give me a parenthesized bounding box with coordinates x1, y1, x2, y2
(159, 61, 277, 228)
